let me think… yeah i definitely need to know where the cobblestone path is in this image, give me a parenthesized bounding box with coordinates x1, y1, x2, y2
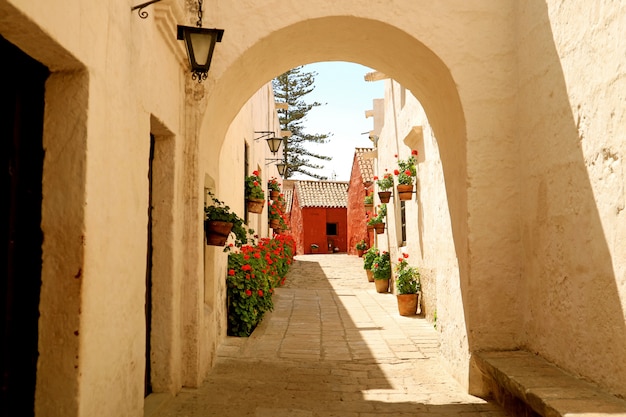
(153, 254, 510, 417)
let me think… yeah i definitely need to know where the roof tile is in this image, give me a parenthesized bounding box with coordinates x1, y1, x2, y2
(295, 180, 348, 208)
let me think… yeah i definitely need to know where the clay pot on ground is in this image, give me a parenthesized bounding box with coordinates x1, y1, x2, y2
(205, 220, 233, 246)
(366, 269, 375, 282)
(397, 184, 413, 201)
(375, 278, 389, 293)
(397, 293, 419, 316)
(246, 198, 265, 213)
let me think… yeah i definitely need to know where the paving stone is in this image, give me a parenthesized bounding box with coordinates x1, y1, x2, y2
(153, 254, 509, 417)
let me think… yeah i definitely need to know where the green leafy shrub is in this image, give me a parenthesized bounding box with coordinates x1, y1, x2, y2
(371, 251, 391, 279)
(395, 253, 420, 294)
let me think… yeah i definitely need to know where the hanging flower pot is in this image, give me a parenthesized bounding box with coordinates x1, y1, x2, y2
(269, 190, 280, 201)
(378, 191, 391, 203)
(374, 223, 385, 234)
(397, 184, 413, 201)
(269, 218, 281, 229)
(205, 220, 233, 246)
(246, 198, 265, 213)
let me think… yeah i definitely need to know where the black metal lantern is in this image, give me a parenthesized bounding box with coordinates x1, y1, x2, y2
(276, 162, 287, 177)
(266, 136, 283, 154)
(177, 25, 224, 83)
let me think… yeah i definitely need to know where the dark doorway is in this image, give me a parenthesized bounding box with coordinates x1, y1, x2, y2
(145, 134, 155, 397)
(1, 35, 49, 417)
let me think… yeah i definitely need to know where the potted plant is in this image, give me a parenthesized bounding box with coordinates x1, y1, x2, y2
(367, 204, 387, 234)
(363, 246, 379, 282)
(310, 243, 319, 254)
(371, 251, 391, 293)
(267, 177, 281, 200)
(374, 172, 394, 203)
(245, 170, 265, 213)
(395, 253, 421, 315)
(355, 239, 367, 257)
(268, 201, 283, 229)
(395, 150, 418, 201)
(364, 193, 374, 209)
(204, 192, 252, 249)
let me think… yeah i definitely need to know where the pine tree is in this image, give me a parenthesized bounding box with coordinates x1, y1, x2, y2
(272, 66, 332, 179)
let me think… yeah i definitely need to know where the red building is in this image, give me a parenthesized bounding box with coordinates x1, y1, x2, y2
(347, 148, 375, 255)
(289, 180, 349, 254)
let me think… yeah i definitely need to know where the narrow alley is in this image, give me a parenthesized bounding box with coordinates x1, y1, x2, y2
(151, 254, 509, 417)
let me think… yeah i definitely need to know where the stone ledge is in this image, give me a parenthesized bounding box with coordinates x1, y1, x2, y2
(473, 350, 626, 417)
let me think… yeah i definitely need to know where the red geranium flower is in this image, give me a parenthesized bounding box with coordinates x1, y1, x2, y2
(252, 170, 259, 176)
(245, 289, 252, 297)
(228, 269, 235, 276)
(258, 290, 264, 297)
(394, 169, 400, 175)
(403, 253, 409, 258)
(411, 149, 418, 156)
(242, 264, 252, 271)
(404, 169, 411, 176)
(373, 175, 378, 180)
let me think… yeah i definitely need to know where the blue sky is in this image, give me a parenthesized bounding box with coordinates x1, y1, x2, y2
(290, 62, 384, 181)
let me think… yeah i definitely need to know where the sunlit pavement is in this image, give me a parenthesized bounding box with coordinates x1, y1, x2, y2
(153, 254, 510, 417)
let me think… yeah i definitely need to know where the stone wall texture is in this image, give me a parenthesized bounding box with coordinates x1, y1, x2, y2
(1, 0, 625, 415)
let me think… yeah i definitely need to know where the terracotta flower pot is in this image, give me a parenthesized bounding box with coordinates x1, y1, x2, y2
(397, 184, 413, 201)
(374, 223, 385, 234)
(375, 278, 389, 293)
(378, 191, 391, 203)
(397, 293, 418, 316)
(357, 249, 364, 257)
(269, 190, 280, 200)
(269, 218, 281, 229)
(205, 220, 233, 246)
(246, 198, 265, 213)
(366, 269, 374, 282)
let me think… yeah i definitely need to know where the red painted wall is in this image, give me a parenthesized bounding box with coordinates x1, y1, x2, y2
(302, 207, 347, 254)
(347, 155, 372, 255)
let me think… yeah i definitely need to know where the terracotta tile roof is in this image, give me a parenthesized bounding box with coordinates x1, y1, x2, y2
(355, 148, 375, 184)
(295, 180, 348, 208)
(282, 188, 294, 213)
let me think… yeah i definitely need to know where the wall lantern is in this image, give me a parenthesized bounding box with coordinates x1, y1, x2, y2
(255, 131, 283, 155)
(132, 0, 224, 83)
(276, 162, 287, 177)
(176, 25, 224, 83)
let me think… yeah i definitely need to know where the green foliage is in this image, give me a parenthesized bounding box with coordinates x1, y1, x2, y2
(395, 150, 418, 185)
(273, 66, 331, 180)
(371, 251, 391, 280)
(375, 173, 394, 191)
(364, 194, 374, 205)
(355, 239, 367, 251)
(363, 246, 379, 270)
(367, 204, 387, 226)
(245, 170, 265, 200)
(205, 192, 254, 250)
(395, 255, 421, 294)
(267, 177, 281, 192)
(226, 235, 296, 336)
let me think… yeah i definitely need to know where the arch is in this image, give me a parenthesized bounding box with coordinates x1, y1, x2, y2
(200, 14, 469, 328)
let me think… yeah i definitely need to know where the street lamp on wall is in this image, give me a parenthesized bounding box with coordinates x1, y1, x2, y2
(132, 0, 224, 83)
(255, 131, 283, 155)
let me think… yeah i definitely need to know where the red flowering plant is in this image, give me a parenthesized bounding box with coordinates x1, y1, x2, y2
(374, 172, 394, 191)
(267, 177, 281, 193)
(367, 203, 387, 226)
(245, 170, 265, 200)
(225, 233, 296, 336)
(395, 253, 421, 294)
(395, 150, 418, 185)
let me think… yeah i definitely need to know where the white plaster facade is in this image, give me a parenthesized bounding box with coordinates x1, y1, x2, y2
(0, 0, 625, 415)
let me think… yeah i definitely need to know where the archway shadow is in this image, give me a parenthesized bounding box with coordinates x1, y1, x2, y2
(155, 256, 509, 416)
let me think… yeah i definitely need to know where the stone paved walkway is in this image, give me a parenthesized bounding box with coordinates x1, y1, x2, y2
(153, 254, 510, 417)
